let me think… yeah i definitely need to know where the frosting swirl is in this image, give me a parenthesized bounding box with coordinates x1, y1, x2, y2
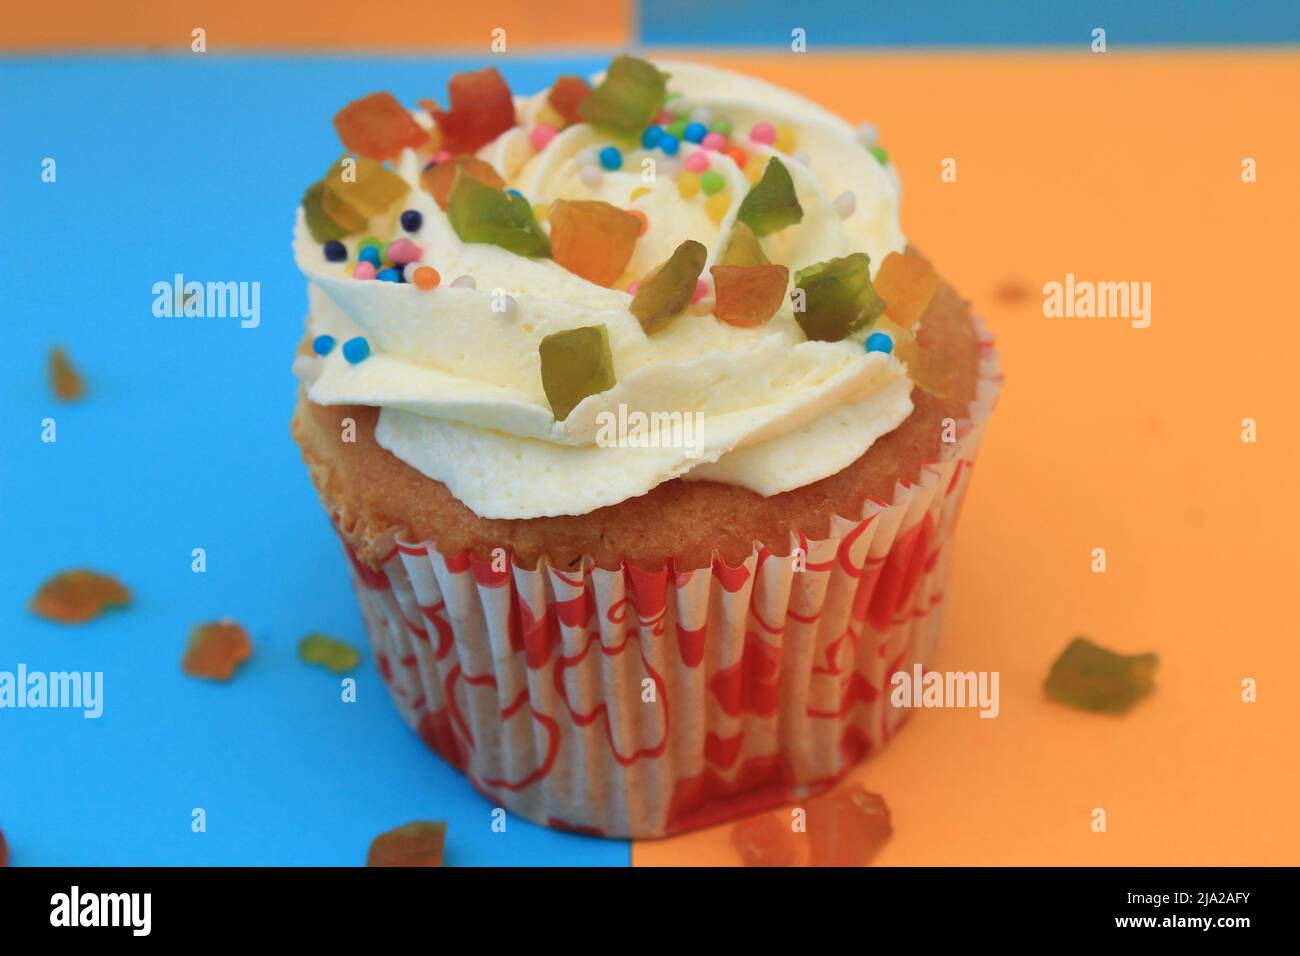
(293, 60, 912, 519)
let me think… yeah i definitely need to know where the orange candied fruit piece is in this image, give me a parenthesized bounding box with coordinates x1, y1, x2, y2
(432, 67, 517, 154)
(549, 199, 642, 287)
(48, 346, 85, 401)
(806, 785, 893, 866)
(873, 250, 938, 330)
(710, 263, 789, 328)
(182, 619, 253, 682)
(334, 92, 430, 161)
(547, 75, 591, 125)
(420, 154, 505, 211)
(731, 812, 802, 867)
(29, 569, 130, 624)
(367, 821, 447, 867)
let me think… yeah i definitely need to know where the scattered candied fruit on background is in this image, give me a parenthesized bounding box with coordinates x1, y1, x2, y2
(539, 325, 617, 420)
(29, 569, 130, 624)
(731, 812, 802, 867)
(873, 251, 939, 329)
(298, 633, 361, 673)
(334, 92, 429, 160)
(736, 157, 803, 237)
(579, 55, 667, 136)
(432, 67, 517, 154)
(806, 785, 893, 866)
(367, 821, 447, 867)
(1045, 636, 1159, 714)
(547, 75, 591, 126)
(447, 170, 551, 257)
(630, 239, 708, 334)
(793, 253, 885, 342)
(0, 827, 8, 867)
(711, 264, 789, 328)
(420, 154, 505, 211)
(48, 347, 85, 401)
(549, 199, 642, 287)
(182, 620, 253, 682)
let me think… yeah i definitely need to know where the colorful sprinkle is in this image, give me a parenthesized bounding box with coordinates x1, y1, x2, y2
(342, 336, 371, 363)
(529, 123, 559, 151)
(689, 107, 712, 126)
(683, 151, 710, 173)
(312, 334, 336, 356)
(774, 126, 796, 153)
(705, 190, 730, 224)
(690, 277, 709, 304)
(856, 122, 879, 148)
(701, 131, 727, 152)
(412, 266, 441, 290)
(599, 146, 623, 171)
(399, 209, 423, 233)
(494, 292, 519, 316)
(749, 122, 776, 145)
(641, 125, 664, 148)
(433, 149, 453, 163)
(450, 274, 477, 289)
(387, 238, 423, 265)
(833, 190, 857, 219)
(699, 170, 725, 196)
(626, 279, 640, 295)
(667, 119, 688, 140)
(658, 133, 680, 156)
(677, 171, 701, 199)
(869, 145, 889, 166)
(683, 122, 708, 144)
(723, 145, 749, 169)
(376, 267, 401, 282)
(353, 261, 377, 280)
(323, 239, 348, 262)
(358, 246, 382, 268)
(710, 118, 733, 136)
(579, 164, 603, 188)
(629, 186, 650, 201)
(865, 331, 893, 353)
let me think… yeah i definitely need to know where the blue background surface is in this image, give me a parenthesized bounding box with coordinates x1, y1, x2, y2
(0, 55, 626, 866)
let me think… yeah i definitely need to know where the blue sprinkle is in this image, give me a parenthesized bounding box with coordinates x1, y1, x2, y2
(599, 146, 622, 171)
(377, 267, 400, 282)
(683, 122, 707, 144)
(358, 246, 382, 268)
(312, 334, 335, 356)
(342, 337, 371, 364)
(400, 209, 423, 233)
(865, 331, 894, 354)
(422, 160, 438, 172)
(322, 240, 347, 262)
(506, 188, 523, 198)
(659, 133, 680, 156)
(641, 125, 664, 149)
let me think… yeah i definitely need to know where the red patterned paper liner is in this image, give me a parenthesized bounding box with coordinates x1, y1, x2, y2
(338, 319, 1002, 838)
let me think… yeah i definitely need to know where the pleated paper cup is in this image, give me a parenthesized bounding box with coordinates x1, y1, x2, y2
(335, 321, 1001, 838)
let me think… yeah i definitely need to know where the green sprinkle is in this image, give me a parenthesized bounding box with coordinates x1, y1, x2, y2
(699, 170, 725, 196)
(710, 118, 733, 136)
(667, 119, 688, 140)
(869, 145, 889, 166)
(1044, 637, 1159, 714)
(298, 633, 361, 673)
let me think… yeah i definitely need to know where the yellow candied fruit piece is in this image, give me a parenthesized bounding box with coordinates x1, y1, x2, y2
(629, 186, 651, 202)
(744, 159, 766, 184)
(677, 171, 701, 199)
(705, 190, 731, 225)
(773, 126, 796, 153)
(533, 203, 550, 222)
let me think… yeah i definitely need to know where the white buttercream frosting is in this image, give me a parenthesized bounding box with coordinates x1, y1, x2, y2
(293, 60, 913, 519)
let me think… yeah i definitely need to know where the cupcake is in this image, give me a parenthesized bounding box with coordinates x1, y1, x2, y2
(291, 56, 1001, 838)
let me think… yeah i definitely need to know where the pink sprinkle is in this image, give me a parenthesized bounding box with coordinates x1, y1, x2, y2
(656, 110, 674, 125)
(701, 132, 727, 151)
(690, 277, 708, 304)
(683, 150, 710, 173)
(353, 261, 377, 280)
(626, 279, 640, 296)
(433, 149, 453, 163)
(529, 123, 558, 151)
(749, 122, 776, 146)
(387, 238, 423, 266)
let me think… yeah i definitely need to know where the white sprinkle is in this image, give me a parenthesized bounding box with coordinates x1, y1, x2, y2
(792, 149, 811, 167)
(577, 146, 600, 165)
(855, 122, 878, 148)
(689, 106, 712, 126)
(450, 275, 476, 289)
(579, 164, 603, 188)
(493, 290, 518, 316)
(402, 263, 421, 283)
(833, 190, 857, 219)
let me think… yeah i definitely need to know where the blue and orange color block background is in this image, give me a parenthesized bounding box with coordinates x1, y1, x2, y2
(1, 2, 1298, 866)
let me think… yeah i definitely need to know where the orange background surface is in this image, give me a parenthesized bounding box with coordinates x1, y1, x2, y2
(637, 49, 1300, 865)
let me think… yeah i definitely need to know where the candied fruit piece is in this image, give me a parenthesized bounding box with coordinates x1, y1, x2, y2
(302, 180, 363, 241)
(322, 155, 409, 220)
(874, 251, 939, 330)
(549, 199, 641, 287)
(793, 253, 885, 342)
(711, 264, 789, 328)
(420, 154, 505, 211)
(805, 785, 893, 866)
(432, 67, 517, 154)
(736, 157, 803, 237)
(579, 55, 668, 136)
(719, 222, 769, 267)
(731, 812, 802, 867)
(367, 821, 447, 867)
(298, 633, 361, 673)
(447, 170, 550, 257)
(49, 347, 85, 401)
(539, 325, 616, 420)
(30, 569, 130, 624)
(874, 315, 957, 398)
(548, 75, 591, 126)
(1045, 636, 1158, 714)
(182, 619, 253, 682)
(334, 92, 430, 161)
(629, 239, 707, 334)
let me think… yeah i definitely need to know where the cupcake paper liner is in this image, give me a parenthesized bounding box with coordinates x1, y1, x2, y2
(335, 319, 1001, 838)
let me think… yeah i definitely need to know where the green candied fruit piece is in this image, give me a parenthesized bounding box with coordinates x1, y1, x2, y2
(718, 221, 770, 267)
(297, 633, 361, 673)
(1044, 637, 1159, 714)
(629, 239, 707, 334)
(792, 253, 885, 342)
(539, 325, 617, 420)
(323, 154, 408, 219)
(302, 180, 357, 242)
(447, 169, 551, 258)
(736, 157, 803, 237)
(579, 55, 668, 137)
